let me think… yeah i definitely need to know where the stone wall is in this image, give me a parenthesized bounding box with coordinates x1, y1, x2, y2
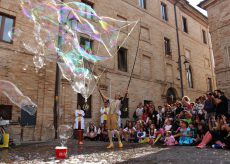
(200, 0, 230, 98)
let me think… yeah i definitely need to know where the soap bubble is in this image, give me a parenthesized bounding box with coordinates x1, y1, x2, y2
(0, 80, 37, 115)
(18, 0, 138, 99)
(58, 124, 73, 147)
(33, 55, 45, 70)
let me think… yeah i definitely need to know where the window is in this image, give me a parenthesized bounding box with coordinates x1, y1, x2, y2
(69, 18, 79, 31)
(187, 66, 193, 88)
(166, 88, 177, 105)
(207, 78, 212, 92)
(182, 17, 188, 33)
(77, 93, 92, 118)
(139, 0, 146, 9)
(164, 37, 171, 55)
(0, 13, 15, 43)
(120, 98, 129, 118)
(144, 100, 153, 106)
(80, 36, 93, 69)
(118, 47, 128, 72)
(80, 36, 93, 54)
(161, 3, 168, 21)
(0, 105, 12, 120)
(202, 30, 207, 44)
(81, 0, 94, 19)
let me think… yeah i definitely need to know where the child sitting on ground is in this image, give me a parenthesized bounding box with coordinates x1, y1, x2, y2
(153, 118, 173, 144)
(148, 124, 156, 145)
(164, 131, 178, 146)
(123, 121, 136, 142)
(175, 119, 194, 145)
(137, 127, 148, 143)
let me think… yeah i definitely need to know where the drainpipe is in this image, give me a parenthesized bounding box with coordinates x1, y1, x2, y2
(53, 0, 64, 139)
(174, 0, 184, 98)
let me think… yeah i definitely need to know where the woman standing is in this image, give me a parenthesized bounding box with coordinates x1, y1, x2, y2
(74, 105, 85, 145)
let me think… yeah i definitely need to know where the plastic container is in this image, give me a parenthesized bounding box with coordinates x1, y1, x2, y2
(55, 146, 68, 159)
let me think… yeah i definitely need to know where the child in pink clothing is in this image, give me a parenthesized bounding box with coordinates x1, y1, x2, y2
(164, 131, 178, 146)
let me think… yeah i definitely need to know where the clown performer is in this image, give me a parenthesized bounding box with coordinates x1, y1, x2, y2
(74, 105, 85, 145)
(101, 90, 128, 149)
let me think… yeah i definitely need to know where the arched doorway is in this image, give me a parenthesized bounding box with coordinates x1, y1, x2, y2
(166, 88, 177, 105)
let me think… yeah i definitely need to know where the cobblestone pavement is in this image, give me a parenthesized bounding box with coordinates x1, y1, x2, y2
(0, 140, 230, 163)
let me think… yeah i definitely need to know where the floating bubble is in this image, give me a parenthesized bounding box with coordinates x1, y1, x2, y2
(18, 0, 138, 99)
(58, 124, 73, 146)
(33, 55, 45, 70)
(0, 80, 37, 115)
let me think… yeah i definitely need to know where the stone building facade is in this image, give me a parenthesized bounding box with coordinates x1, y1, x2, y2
(0, 0, 215, 141)
(199, 0, 230, 98)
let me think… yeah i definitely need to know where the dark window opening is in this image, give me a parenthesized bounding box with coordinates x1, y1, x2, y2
(161, 3, 168, 21)
(139, 0, 146, 9)
(77, 93, 92, 118)
(166, 88, 177, 105)
(182, 17, 188, 33)
(202, 30, 207, 44)
(144, 100, 153, 106)
(0, 105, 12, 120)
(118, 47, 128, 72)
(207, 78, 212, 92)
(164, 37, 171, 55)
(80, 36, 94, 69)
(80, 36, 93, 54)
(120, 98, 129, 118)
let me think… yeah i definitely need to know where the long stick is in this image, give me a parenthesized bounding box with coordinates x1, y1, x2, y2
(127, 19, 141, 90)
(85, 61, 105, 101)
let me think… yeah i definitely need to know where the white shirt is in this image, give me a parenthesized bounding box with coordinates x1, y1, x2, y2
(100, 107, 109, 124)
(136, 107, 143, 117)
(74, 109, 85, 129)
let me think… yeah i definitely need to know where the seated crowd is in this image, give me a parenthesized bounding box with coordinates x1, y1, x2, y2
(84, 89, 230, 149)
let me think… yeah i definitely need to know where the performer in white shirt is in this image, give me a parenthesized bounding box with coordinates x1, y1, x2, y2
(100, 101, 109, 127)
(74, 105, 85, 145)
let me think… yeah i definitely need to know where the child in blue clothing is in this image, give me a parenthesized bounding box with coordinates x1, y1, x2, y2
(174, 119, 194, 145)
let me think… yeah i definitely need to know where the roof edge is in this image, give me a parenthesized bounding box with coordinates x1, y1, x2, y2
(198, 0, 217, 10)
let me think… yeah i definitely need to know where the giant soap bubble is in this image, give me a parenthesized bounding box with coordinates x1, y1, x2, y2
(17, 0, 138, 101)
(0, 80, 37, 115)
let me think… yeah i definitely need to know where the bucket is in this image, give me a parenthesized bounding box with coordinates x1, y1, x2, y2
(55, 146, 68, 159)
(0, 129, 9, 148)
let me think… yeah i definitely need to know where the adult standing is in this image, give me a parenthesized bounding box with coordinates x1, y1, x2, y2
(213, 90, 229, 117)
(135, 103, 144, 120)
(182, 96, 192, 110)
(148, 105, 160, 128)
(102, 91, 128, 149)
(204, 93, 216, 121)
(74, 105, 85, 145)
